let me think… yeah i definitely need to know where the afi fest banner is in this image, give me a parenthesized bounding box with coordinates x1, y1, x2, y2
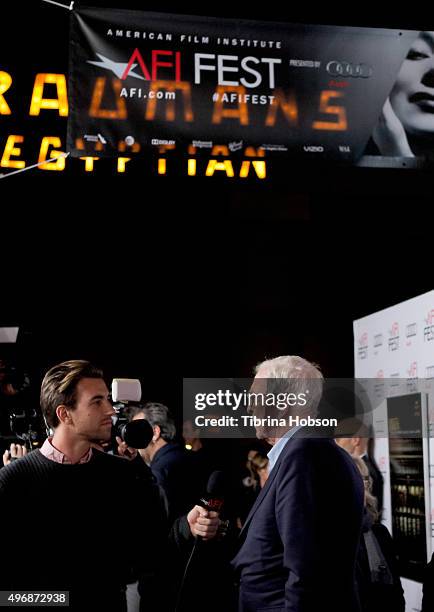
(67, 6, 417, 164)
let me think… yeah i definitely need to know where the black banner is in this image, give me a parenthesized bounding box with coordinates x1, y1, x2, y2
(67, 6, 416, 164)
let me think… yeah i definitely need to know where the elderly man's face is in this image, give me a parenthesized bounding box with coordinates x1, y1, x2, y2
(249, 370, 287, 444)
(248, 375, 267, 439)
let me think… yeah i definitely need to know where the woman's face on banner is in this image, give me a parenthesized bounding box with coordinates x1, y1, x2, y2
(390, 31, 434, 136)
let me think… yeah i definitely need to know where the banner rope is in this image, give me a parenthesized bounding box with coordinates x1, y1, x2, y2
(41, 0, 74, 10)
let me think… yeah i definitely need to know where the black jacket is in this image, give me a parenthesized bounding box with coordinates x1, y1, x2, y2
(356, 512, 405, 612)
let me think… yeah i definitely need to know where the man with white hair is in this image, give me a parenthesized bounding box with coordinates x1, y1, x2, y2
(232, 355, 364, 612)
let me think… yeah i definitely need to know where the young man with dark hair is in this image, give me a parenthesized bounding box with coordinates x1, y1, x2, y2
(0, 360, 165, 610)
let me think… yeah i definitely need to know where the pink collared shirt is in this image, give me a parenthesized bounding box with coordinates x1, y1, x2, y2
(40, 437, 93, 464)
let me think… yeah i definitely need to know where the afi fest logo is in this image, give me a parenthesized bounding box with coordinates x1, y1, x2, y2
(406, 361, 418, 392)
(358, 332, 368, 360)
(388, 322, 399, 351)
(374, 370, 385, 398)
(407, 361, 418, 378)
(405, 322, 417, 347)
(87, 50, 182, 82)
(424, 309, 434, 341)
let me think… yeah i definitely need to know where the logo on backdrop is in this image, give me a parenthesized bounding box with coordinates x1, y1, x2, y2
(325, 61, 373, 78)
(357, 332, 368, 360)
(373, 333, 383, 348)
(67, 7, 417, 161)
(405, 322, 417, 347)
(423, 309, 434, 342)
(388, 322, 400, 351)
(425, 365, 434, 379)
(407, 361, 418, 378)
(406, 361, 418, 392)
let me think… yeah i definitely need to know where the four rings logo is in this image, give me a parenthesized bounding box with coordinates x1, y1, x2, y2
(326, 61, 373, 78)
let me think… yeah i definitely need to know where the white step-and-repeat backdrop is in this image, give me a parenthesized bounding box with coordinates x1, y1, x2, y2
(354, 290, 434, 612)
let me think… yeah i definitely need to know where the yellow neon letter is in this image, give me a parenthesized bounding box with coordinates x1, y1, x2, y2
(0, 72, 12, 115)
(205, 160, 235, 177)
(158, 158, 167, 174)
(1, 135, 25, 168)
(29, 74, 68, 116)
(80, 157, 99, 172)
(117, 157, 131, 173)
(38, 137, 65, 171)
(187, 159, 196, 176)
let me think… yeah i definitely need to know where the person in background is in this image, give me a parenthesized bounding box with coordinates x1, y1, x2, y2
(335, 417, 384, 520)
(237, 449, 269, 528)
(182, 418, 203, 452)
(128, 402, 201, 522)
(352, 456, 405, 612)
(2, 442, 27, 466)
(249, 449, 269, 489)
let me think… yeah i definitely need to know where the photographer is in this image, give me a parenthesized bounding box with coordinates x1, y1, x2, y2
(0, 360, 166, 611)
(2, 442, 27, 466)
(128, 403, 202, 522)
(0, 357, 40, 461)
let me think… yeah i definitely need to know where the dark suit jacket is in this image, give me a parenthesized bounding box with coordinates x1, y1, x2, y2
(232, 431, 364, 612)
(356, 515, 405, 612)
(151, 442, 200, 521)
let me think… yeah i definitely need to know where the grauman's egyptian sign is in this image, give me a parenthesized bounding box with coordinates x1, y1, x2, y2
(67, 6, 415, 162)
(0, 71, 266, 178)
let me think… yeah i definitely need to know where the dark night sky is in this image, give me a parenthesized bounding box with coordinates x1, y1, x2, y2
(1, 1, 433, 410)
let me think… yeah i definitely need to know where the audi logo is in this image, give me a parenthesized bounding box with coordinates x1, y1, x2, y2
(326, 61, 373, 78)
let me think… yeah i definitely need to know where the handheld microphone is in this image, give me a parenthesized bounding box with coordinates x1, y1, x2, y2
(198, 470, 225, 514)
(174, 470, 227, 612)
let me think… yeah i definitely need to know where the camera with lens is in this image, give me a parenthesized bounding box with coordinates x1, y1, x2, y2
(111, 378, 153, 450)
(0, 360, 41, 450)
(0, 362, 30, 395)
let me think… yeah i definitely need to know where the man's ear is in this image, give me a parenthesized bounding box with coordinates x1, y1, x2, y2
(56, 404, 71, 425)
(353, 437, 362, 451)
(152, 425, 161, 442)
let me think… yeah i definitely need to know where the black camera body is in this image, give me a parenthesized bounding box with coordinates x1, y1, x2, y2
(111, 379, 153, 449)
(0, 361, 40, 450)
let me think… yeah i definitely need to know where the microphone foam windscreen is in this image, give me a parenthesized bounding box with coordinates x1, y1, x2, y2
(206, 470, 226, 497)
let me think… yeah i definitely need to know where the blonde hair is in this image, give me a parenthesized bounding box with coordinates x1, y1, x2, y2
(352, 455, 378, 522)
